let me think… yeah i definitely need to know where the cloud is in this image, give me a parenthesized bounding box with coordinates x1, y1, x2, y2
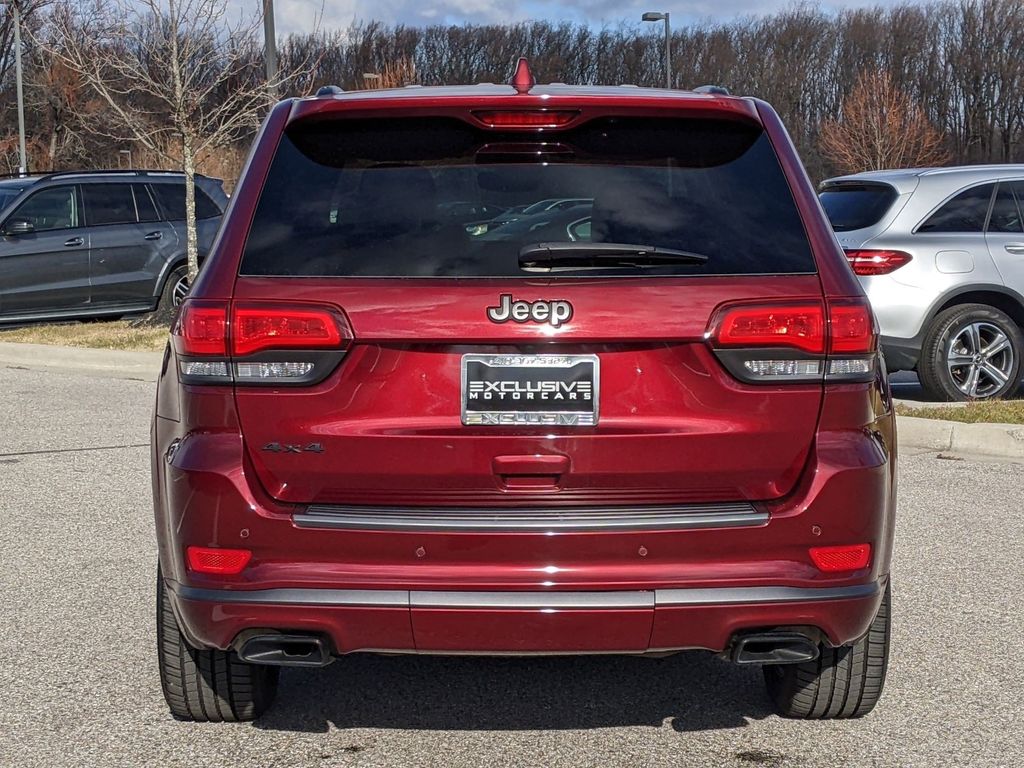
(255, 0, 913, 35)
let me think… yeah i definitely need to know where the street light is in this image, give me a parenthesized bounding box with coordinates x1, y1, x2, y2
(642, 11, 671, 89)
(1, 0, 28, 174)
(262, 0, 278, 99)
(362, 72, 381, 85)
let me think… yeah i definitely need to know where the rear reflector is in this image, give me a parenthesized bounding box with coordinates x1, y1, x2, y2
(712, 303, 825, 354)
(472, 110, 579, 128)
(174, 301, 228, 356)
(809, 544, 872, 573)
(233, 305, 345, 356)
(844, 249, 912, 276)
(186, 546, 251, 575)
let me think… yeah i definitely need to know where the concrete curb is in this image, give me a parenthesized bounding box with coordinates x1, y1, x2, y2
(0, 341, 163, 382)
(897, 415, 1024, 462)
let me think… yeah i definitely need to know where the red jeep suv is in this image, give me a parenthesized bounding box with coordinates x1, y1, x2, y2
(152, 63, 895, 722)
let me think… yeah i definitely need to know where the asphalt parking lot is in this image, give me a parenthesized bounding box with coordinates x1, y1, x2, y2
(1, 362, 1022, 768)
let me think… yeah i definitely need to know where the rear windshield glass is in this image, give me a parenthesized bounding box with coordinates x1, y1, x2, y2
(818, 183, 898, 232)
(240, 117, 815, 277)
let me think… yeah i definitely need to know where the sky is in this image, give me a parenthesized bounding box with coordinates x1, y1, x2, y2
(264, 0, 914, 35)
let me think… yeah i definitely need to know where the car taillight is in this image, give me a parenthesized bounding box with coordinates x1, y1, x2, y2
(809, 544, 871, 573)
(172, 300, 351, 385)
(472, 110, 579, 128)
(708, 298, 877, 383)
(232, 305, 344, 356)
(173, 300, 228, 356)
(844, 249, 912, 276)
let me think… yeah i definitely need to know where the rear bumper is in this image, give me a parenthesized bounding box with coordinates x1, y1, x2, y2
(880, 334, 922, 372)
(167, 578, 886, 655)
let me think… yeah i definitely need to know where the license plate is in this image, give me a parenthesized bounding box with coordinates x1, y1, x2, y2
(461, 354, 599, 426)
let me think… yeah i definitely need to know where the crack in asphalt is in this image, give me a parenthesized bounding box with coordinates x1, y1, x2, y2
(0, 443, 149, 458)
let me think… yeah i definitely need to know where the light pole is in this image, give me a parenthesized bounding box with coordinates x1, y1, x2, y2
(262, 0, 278, 99)
(1, 0, 28, 174)
(118, 149, 132, 168)
(642, 11, 671, 89)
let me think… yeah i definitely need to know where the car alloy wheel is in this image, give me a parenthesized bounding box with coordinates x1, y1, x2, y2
(945, 321, 1015, 399)
(172, 274, 191, 306)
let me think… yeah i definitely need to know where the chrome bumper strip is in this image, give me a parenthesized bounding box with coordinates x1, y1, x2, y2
(171, 580, 880, 609)
(294, 502, 767, 533)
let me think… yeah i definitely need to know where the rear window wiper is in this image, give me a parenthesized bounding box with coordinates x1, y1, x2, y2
(519, 242, 709, 272)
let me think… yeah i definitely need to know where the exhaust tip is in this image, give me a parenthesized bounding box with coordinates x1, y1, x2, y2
(731, 632, 820, 665)
(237, 633, 332, 667)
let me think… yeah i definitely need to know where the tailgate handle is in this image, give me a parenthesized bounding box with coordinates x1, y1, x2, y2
(492, 454, 570, 489)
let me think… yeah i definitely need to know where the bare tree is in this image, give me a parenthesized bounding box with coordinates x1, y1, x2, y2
(819, 68, 950, 173)
(39, 0, 283, 284)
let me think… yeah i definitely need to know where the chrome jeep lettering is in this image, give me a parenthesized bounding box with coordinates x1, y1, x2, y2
(486, 294, 573, 328)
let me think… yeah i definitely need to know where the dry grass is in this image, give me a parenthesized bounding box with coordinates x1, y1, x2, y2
(0, 321, 168, 351)
(896, 400, 1024, 425)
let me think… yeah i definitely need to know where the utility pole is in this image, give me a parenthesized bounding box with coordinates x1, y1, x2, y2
(2, 0, 28, 173)
(262, 0, 277, 99)
(642, 11, 672, 89)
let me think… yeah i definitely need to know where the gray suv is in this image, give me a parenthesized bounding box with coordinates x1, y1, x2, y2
(0, 170, 226, 324)
(820, 166, 1024, 400)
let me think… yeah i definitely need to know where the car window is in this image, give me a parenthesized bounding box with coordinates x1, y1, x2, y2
(0, 184, 30, 213)
(918, 183, 995, 233)
(240, 116, 816, 278)
(818, 183, 898, 232)
(83, 183, 138, 226)
(9, 185, 80, 231)
(151, 182, 221, 221)
(133, 184, 160, 223)
(988, 183, 1023, 233)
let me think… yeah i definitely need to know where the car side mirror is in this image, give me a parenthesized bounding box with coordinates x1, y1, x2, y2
(3, 218, 34, 236)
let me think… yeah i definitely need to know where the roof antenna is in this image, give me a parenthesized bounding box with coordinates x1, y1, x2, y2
(511, 57, 535, 94)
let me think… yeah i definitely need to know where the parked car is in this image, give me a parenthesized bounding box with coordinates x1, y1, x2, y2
(0, 170, 226, 323)
(153, 67, 894, 722)
(466, 198, 594, 236)
(479, 203, 591, 242)
(820, 166, 1024, 400)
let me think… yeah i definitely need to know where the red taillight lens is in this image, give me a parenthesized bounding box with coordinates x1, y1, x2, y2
(232, 305, 346, 356)
(186, 546, 251, 575)
(173, 300, 228, 356)
(844, 249, 912, 276)
(829, 299, 877, 354)
(472, 110, 579, 128)
(809, 544, 872, 573)
(712, 303, 826, 354)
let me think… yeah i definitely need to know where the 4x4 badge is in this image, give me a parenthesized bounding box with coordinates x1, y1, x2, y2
(486, 294, 573, 328)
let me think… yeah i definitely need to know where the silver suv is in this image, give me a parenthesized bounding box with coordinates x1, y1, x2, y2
(820, 166, 1024, 401)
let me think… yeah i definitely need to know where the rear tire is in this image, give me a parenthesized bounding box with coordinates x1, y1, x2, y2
(763, 582, 890, 719)
(156, 569, 279, 722)
(158, 266, 190, 313)
(918, 304, 1022, 401)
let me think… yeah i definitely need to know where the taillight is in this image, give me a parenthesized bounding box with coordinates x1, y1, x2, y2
(173, 301, 228, 356)
(844, 249, 912, 276)
(472, 110, 579, 128)
(712, 303, 825, 354)
(186, 546, 252, 575)
(172, 300, 350, 385)
(809, 544, 871, 573)
(232, 305, 344, 356)
(708, 298, 877, 383)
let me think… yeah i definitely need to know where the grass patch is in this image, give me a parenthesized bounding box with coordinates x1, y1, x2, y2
(0, 321, 168, 351)
(897, 400, 1024, 425)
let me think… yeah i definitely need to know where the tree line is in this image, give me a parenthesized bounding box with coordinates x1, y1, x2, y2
(1, 0, 1023, 183)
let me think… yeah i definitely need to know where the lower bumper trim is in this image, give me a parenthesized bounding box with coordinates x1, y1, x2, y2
(171, 580, 881, 610)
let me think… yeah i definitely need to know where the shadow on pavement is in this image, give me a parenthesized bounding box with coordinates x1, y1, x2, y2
(252, 651, 773, 734)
